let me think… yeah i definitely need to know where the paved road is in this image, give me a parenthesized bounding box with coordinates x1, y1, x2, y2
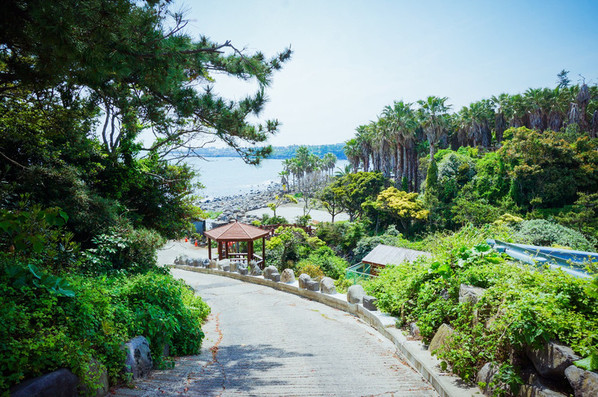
(112, 269, 437, 396)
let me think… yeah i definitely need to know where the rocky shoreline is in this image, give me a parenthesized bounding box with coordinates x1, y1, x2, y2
(199, 182, 283, 225)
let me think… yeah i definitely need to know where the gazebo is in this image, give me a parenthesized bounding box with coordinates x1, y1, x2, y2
(204, 221, 270, 269)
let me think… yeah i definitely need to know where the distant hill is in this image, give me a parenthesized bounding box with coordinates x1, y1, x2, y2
(194, 143, 347, 160)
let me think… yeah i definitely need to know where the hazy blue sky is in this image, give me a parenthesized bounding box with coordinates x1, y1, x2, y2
(176, 0, 598, 147)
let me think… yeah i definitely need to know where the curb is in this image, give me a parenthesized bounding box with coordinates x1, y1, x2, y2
(172, 265, 481, 397)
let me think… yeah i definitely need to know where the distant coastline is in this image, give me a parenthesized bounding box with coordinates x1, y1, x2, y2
(192, 143, 347, 160)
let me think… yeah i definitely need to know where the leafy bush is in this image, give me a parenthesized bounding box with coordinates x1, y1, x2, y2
(315, 221, 365, 256)
(265, 226, 325, 271)
(0, 205, 79, 272)
(81, 222, 165, 274)
(512, 219, 594, 251)
(296, 263, 324, 280)
(0, 267, 209, 393)
(334, 274, 354, 294)
(295, 246, 348, 279)
(363, 226, 598, 389)
(260, 213, 288, 225)
(118, 271, 210, 362)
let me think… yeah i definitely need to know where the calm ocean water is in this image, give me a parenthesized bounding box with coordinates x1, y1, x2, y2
(184, 157, 348, 199)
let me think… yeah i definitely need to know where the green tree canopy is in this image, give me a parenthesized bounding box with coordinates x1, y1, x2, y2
(1, 0, 291, 163)
(0, 0, 291, 241)
(329, 172, 388, 221)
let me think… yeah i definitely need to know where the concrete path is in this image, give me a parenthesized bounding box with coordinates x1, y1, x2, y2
(112, 268, 437, 396)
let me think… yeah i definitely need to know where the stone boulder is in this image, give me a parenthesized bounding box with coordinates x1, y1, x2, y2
(281, 268, 295, 283)
(565, 365, 598, 397)
(347, 284, 365, 304)
(218, 259, 231, 271)
(459, 284, 486, 304)
(409, 322, 421, 339)
(174, 255, 188, 266)
(306, 280, 320, 291)
(229, 261, 237, 272)
(191, 258, 202, 267)
(124, 336, 153, 379)
(428, 324, 455, 354)
(476, 362, 500, 396)
(320, 277, 336, 294)
(263, 265, 278, 280)
(270, 272, 281, 282)
(363, 295, 378, 311)
(518, 367, 568, 397)
(209, 259, 218, 269)
(11, 368, 79, 397)
(526, 342, 581, 378)
(251, 265, 262, 276)
(298, 274, 311, 289)
(80, 359, 109, 397)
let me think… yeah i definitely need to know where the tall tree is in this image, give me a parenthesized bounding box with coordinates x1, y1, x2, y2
(0, 0, 291, 240)
(417, 96, 451, 160)
(0, 0, 292, 165)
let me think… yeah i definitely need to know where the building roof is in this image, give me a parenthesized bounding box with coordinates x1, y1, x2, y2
(362, 244, 431, 266)
(204, 221, 270, 241)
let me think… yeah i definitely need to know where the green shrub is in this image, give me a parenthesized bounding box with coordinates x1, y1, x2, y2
(265, 226, 325, 271)
(261, 213, 288, 225)
(334, 274, 354, 294)
(513, 219, 594, 251)
(294, 246, 348, 279)
(315, 221, 366, 256)
(0, 267, 209, 394)
(296, 263, 324, 280)
(81, 222, 165, 274)
(363, 226, 598, 388)
(119, 271, 210, 363)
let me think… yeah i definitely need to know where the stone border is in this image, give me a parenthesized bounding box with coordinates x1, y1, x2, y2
(172, 265, 481, 397)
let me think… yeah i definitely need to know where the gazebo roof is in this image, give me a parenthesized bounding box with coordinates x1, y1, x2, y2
(204, 221, 269, 241)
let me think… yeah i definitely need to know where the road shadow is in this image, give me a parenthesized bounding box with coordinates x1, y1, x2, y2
(187, 343, 314, 395)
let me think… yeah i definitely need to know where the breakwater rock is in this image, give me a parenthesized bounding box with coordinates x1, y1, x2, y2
(200, 183, 282, 225)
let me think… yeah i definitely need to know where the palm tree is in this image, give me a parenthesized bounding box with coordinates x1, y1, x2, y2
(382, 100, 417, 184)
(335, 163, 352, 177)
(322, 152, 337, 179)
(469, 99, 494, 147)
(417, 96, 451, 160)
(491, 93, 510, 143)
(524, 88, 546, 131)
(355, 125, 373, 172)
(343, 138, 361, 172)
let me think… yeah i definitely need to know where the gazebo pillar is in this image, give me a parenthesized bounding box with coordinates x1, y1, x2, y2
(248, 240, 254, 265)
(208, 238, 212, 260)
(217, 241, 222, 260)
(224, 240, 229, 259)
(262, 237, 266, 268)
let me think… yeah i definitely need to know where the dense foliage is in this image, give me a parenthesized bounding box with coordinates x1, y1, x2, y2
(0, 267, 210, 393)
(0, 0, 292, 393)
(364, 226, 597, 393)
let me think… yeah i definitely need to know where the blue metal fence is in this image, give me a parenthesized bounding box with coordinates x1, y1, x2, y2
(487, 239, 597, 279)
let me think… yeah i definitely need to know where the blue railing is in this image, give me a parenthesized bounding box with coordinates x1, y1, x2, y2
(487, 239, 597, 279)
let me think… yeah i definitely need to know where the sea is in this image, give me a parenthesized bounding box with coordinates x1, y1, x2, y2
(184, 156, 348, 199)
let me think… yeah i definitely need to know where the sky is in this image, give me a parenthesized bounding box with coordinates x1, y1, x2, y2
(175, 0, 598, 147)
